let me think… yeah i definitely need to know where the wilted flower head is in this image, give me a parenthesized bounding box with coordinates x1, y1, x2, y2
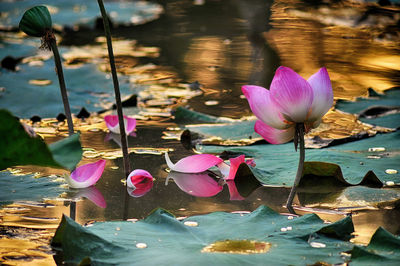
(242, 66, 333, 144)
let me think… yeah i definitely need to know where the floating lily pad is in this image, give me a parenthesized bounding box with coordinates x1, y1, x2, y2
(350, 227, 400, 265)
(0, 171, 66, 206)
(52, 205, 356, 265)
(0, 0, 163, 29)
(336, 88, 400, 129)
(197, 131, 400, 187)
(0, 109, 82, 170)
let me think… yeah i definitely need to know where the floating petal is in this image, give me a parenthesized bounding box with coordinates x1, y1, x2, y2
(254, 120, 295, 144)
(224, 155, 246, 181)
(166, 171, 223, 197)
(104, 115, 136, 135)
(67, 160, 106, 189)
(242, 85, 288, 129)
(270, 66, 313, 123)
(126, 169, 154, 197)
(165, 153, 223, 173)
(307, 67, 334, 122)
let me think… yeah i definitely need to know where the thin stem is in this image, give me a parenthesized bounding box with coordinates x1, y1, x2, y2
(97, 0, 131, 177)
(49, 39, 74, 136)
(286, 123, 305, 214)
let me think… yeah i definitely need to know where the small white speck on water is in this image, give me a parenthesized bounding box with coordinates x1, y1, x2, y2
(184, 221, 198, 227)
(205, 100, 219, 106)
(136, 243, 147, 249)
(127, 219, 138, 223)
(286, 226, 292, 231)
(367, 155, 381, 159)
(116, 227, 121, 231)
(280, 227, 287, 232)
(368, 147, 385, 152)
(386, 181, 395, 186)
(310, 242, 326, 248)
(385, 169, 398, 175)
(287, 216, 294, 220)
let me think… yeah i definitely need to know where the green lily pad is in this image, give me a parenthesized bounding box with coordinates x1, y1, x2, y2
(52, 205, 355, 265)
(336, 88, 400, 129)
(198, 131, 400, 186)
(0, 171, 66, 206)
(350, 227, 400, 265)
(0, 0, 162, 29)
(0, 109, 82, 170)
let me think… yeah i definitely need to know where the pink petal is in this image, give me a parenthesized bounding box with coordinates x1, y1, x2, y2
(270, 66, 314, 123)
(242, 85, 288, 129)
(255, 120, 295, 144)
(74, 186, 107, 208)
(224, 155, 246, 181)
(167, 171, 223, 197)
(67, 160, 106, 189)
(165, 153, 223, 173)
(226, 181, 245, 201)
(104, 115, 136, 135)
(307, 67, 334, 122)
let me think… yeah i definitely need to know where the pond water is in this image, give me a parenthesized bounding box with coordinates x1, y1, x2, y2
(1, 0, 400, 265)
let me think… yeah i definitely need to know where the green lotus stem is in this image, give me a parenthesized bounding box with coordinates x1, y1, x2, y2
(49, 38, 75, 136)
(286, 123, 305, 214)
(97, 0, 131, 177)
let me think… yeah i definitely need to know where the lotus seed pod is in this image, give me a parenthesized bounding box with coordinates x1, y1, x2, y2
(19, 6, 52, 37)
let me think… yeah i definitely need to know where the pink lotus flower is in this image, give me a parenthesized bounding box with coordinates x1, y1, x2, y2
(126, 169, 154, 197)
(66, 160, 106, 189)
(242, 66, 333, 144)
(104, 115, 136, 135)
(166, 171, 223, 197)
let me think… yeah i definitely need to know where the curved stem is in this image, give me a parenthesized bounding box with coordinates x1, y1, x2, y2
(49, 39, 74, 136)
(286, 123, 305, 214)
(97, 0, 131, 177)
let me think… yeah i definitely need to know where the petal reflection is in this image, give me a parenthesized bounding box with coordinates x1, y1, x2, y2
(72, 186, 107, 208)
(167, 171, 223, 197)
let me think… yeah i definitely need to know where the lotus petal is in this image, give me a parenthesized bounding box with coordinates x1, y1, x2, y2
(255, 120, 295, 144)
(72, 186, 107, 208)
(104, 115, 136, 135)
(226, 181, 245, 201)
(270, 66, 313, 123)
(224, 155, 246, 181)
(67, 160, 106, 189)
(307, 67, 334, 122)
(167, 171, 223, 197)
(126, 169, 154, 197)
(242, 85, 288, 129)
(165, 153, 223, 173)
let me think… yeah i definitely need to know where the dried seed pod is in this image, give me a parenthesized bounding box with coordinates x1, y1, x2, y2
(19, 6, 52, 37)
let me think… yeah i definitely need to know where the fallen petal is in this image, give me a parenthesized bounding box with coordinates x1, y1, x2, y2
(126, 169, 154, 197)
(165, 153, 223, 173)
(270, 66, 313, 123)
(67, 160, 106, 189)
(224, 155, 246, 181)
(242, 85, 288, 129)
(166, 171, 223, 197)
(307, 67, 334, 122)
(254, 120, 295, 144)
(104, 115, 136, 135)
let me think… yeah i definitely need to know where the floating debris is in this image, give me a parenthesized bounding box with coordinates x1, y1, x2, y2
(385, 181, 395, 186)
(368, 147, 385, 152)
(385, 169, 398, 175)
(29, 79, 52, 86)
(136, 243, 147, 249)
(309, 242, 326, 248)
(204, 100, 219, 106)
(184, 221, 199, 227)
(287, 216, 294, 220)
(202, 240, 271, 254)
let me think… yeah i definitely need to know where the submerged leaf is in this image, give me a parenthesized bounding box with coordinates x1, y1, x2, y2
(52, 205, 355, 265)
